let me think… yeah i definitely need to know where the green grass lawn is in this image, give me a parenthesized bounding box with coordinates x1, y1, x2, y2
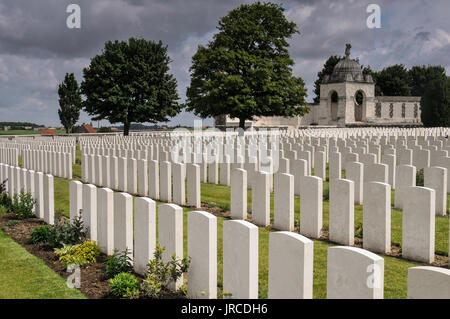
(0, 229, 85, 299)
(0, 130, 66, 135)
(0, 130, 38, 135)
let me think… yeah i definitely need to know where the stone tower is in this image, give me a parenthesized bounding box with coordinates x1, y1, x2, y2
(318, 44, 375, 126)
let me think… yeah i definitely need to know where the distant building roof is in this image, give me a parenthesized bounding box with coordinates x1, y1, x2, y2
(73, 123, 97, 134)
(83, 124, 96, 133)
(39, 129, 57, 135)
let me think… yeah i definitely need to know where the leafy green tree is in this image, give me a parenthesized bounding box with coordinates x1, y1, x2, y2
(374, 64, 412, 96)
(81, 38, 181, 136)
(58, 73, 82, 134)
(313, 55, 341, 104)
(421, 75, 450, 127)
(409, 65, 447, 97)
(360, 64, 383, 96)
(186, 1, 307, 130)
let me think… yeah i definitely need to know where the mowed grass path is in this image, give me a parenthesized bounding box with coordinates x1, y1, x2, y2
(0, 229, 85, 299)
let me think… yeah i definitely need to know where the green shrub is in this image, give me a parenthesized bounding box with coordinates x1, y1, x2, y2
(355, 222, 363, 238)
(0, 193, 12, 212)
(140, 244, 190, 298)
(0, 205, 7, 215)
(28, 225, 52, 244)
(54, 244, 79, 258)
(140, 273, 162, 298)
(12, 191, 36, 219)
(7, 220, 19, 227)
(72, 239, 101, 263)
(48, 215, 87, 248)
(55, 239, 100, 269)
(109, 272, 140, 298)
(105, 249, 133, 279)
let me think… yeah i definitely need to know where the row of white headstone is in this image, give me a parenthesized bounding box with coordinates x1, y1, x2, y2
(81, 155, 202, 208)
(0, 148, 19, 166)
(78, 146, 449, 266)
(69, 180, 450, 299)
(229, 164, 448, 266)
(21, 150, 73, 179)
(0, 163, 55, 224)
(280, 151, 448, 217)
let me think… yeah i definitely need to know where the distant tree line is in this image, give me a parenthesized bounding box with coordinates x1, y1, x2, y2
(0, 122, 44, 129)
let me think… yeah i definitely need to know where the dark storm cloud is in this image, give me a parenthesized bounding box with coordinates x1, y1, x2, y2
(415, 31, 431, 41)
(0, 0, 449, 126)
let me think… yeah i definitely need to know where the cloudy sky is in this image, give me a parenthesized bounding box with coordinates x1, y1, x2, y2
(0, 0, 449, 127)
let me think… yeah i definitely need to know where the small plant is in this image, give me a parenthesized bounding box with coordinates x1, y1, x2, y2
(0, 193, 12, 212)
(141, 273, 162, 298)
(355, 222, 363, 238)
(0, 205, 7, 215)
(105, 249, 133, 279)
(207, 202, 216, 208)
(55, 244, 79, 259)
(55, 239, 100, 269)
(416, 169, 424, 186)
(221, 291, 233, 299)
(109, 272, 140, 298)
(140, 244, 190, 298)
(0, 179, 7, 194)
(178, 284, 188, 296)
(323, 188, 329, 201)
(56, 246, 88, 269)
(71, 239, 100, 262)
(28, 225, 52, 244)
(48, 215, 87, 248)
(12, 191, 36, 219)
(7, 220, 19, 227)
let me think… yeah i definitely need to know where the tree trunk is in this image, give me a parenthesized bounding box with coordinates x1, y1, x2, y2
(239, 118, 246, 130)
(124, 121, 130, 136)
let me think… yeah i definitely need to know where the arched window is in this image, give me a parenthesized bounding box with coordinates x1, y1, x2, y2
(401, 103, 406, 118)
(329, 90, 339, 122)
(355, 91, 364, 105)
(331, 91, 338, 103)
(354, 90, 364, 122)
(414, 104, 418, 118)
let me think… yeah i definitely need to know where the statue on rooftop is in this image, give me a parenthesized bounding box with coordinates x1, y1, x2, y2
(345, 43, 351, 59)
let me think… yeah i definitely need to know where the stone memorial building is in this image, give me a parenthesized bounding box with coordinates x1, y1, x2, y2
(215, 44, 422, 129)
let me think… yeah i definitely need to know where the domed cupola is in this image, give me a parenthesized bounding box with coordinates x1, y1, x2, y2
(323, 44, 373, 84)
